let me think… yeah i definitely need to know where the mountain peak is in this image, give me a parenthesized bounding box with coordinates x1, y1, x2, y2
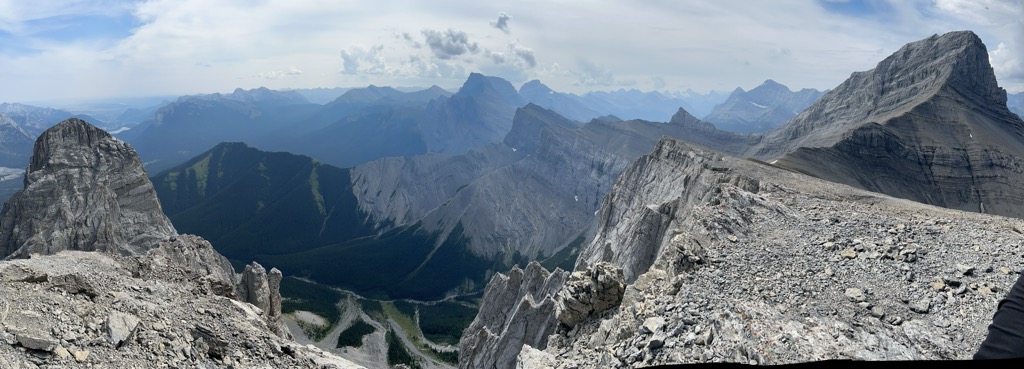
(751, 30, 1024, 219)
(756, 30, 1009, 158)
(755, 79, 791, 93)
(1, 118, 176, 258)
(29, 118, 116, 172)
(458, 73, 516, 96)
(519, 79, 553, 95)
(669, 107, 700, 125)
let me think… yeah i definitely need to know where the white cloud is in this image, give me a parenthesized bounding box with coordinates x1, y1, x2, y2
(340, 45, 386, 75)
(990, 42, 1024, 81)
(0, 0, 1021, 101)
(934, 0, 1021, 26)
(422, 28, 479, 60)
(573, 60, 616, 87)
(486, 42, 536, 70)
(259, 66, 303, 79)
(511, 43, 536, 68)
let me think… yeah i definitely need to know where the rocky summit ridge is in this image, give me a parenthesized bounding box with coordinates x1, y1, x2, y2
(464, 138, 1024, 368)
(0, 119, 362, 368)
(751, 31, 1024, 219)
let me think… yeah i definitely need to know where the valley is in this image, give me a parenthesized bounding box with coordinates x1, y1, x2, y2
(279, 276, 477, 369)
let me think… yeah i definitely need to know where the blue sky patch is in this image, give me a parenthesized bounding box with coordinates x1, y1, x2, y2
(818, 0, 894, 18)
(22, 13, 138, 44)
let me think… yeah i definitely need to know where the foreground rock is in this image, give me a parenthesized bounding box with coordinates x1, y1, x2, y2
(0, 251, 360, 368)
(459, 262, 567, 369)
(506, 138, 1023, 367)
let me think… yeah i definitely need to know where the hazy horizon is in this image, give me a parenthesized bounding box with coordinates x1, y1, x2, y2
(1, 0, 1021, 103)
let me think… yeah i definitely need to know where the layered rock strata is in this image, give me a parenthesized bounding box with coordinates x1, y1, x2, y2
(750, 31, 1024, 219)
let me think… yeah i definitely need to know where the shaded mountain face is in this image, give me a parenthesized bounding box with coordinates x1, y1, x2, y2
(271, 74, 520, 168)
(259, 85, 454, 168)
(415, 73, 526, 154)
(750, 31, 1024, 218)
(153, 142, 492, 300)
(0, 113, 35, 167)
(152, 142, 378, 260)
(126, 76, 515, 172)
(289, 87, 351, 104)
(703, 80, 824, 133)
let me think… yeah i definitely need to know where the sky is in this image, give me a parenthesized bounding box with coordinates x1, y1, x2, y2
(0, 0, 1021, 103)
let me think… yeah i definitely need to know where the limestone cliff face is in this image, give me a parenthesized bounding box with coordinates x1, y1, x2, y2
(458, 262, 567, 369)
(750, 31, 1024, 218)
(354, 104, 753, 260)
(0, 118, 176, 258)
(577, 138, 760, 282)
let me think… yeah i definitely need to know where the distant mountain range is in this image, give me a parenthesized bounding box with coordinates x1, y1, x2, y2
(152, 102, 747, 300)
(1009, 92, 1023, 119)
(118, 87, 324, 173)
(0, 103, 107, 167)
(121, 73, 736, 173)
(703, 80, 825, 132)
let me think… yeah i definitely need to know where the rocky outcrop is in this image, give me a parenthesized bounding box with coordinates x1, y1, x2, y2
(237, 262, 290, 339)
(459, 262, 567, 369)
(0, 251, 362, 368)
(554, 262, 625, 328)
(136, 234, 237, 297)
(577, 138, 761, 282)
(511, 138, 1024, 367)
(0, 118, 176, 258)
(750, 31, 1024, 219)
